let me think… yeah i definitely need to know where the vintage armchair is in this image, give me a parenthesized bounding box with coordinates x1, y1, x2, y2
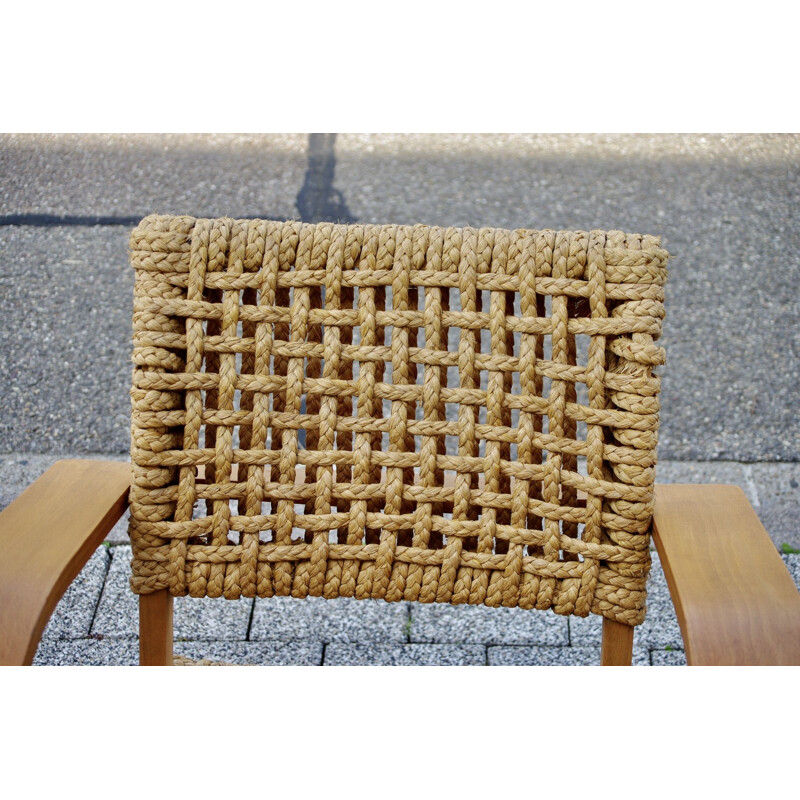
(2, 215, 799, 666)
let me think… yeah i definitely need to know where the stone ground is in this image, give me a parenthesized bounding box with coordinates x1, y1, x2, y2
(1, 133, 798, 666)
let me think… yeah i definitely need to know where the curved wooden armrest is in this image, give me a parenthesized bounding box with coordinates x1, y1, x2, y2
(652, 483, 800, 666)
(0, 459, 131, 665)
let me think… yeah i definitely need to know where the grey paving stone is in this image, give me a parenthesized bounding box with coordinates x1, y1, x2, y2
(488, 645, 651, 666)
(324, 643, 486, 666)
(567, 613, 604, 647)
(335, 134, 794, 230)
(760, 511, 799, 553)
(33, 637, 138, 666)
(630, 646, 653, 666)
(173, 595, 253, 641)
(175, 640, 323, 666)
(93, 545, 252, 640)
(33, 637, 323, 666)
(251, 595, 410, 643)
(782, 554, 800, 589)
(0, 226, 135, 453)
(91, 545, 140, 637)
(41, 545, 110, 640)
(409, 602, 568, 646)
(650, 649, 688, 666)
(0, 133, 307, 219)
(336, 133, 796, 171)
(749, 463, 800, 551)
(0, 454, 63, 510)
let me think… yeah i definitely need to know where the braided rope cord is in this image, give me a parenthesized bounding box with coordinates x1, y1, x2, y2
(129, 215, 668, 625)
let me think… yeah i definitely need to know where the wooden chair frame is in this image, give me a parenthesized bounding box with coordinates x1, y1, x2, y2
(2, 458, 799, 666)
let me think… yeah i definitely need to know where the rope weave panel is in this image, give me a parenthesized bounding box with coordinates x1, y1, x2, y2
(128, 215, 668, 625)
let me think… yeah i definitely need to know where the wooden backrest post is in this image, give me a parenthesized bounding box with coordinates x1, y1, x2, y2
(601, 617, 635, 665)
(139, 590, 173, 666)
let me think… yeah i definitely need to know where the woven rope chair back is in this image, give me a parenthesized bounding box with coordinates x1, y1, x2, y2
(128, 215, 668, 626)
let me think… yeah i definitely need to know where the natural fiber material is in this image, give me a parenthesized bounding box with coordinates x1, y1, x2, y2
(128, 215, 668, 626)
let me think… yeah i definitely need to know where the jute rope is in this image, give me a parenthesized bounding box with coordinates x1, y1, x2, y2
(128, 216, 668, 625)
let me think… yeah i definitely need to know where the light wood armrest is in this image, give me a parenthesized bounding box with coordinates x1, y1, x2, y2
(0, 459, 131, 665)
(652, 483, 800, 665)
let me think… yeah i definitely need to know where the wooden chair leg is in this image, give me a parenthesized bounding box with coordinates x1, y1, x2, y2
(601, 617, 634, 665)
(139, 590, 173, 666)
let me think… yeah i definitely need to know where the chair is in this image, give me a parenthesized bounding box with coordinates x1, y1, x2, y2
(2, 215, 799, 666)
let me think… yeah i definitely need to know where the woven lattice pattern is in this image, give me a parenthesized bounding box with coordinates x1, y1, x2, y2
(128, 215, 668, 625)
